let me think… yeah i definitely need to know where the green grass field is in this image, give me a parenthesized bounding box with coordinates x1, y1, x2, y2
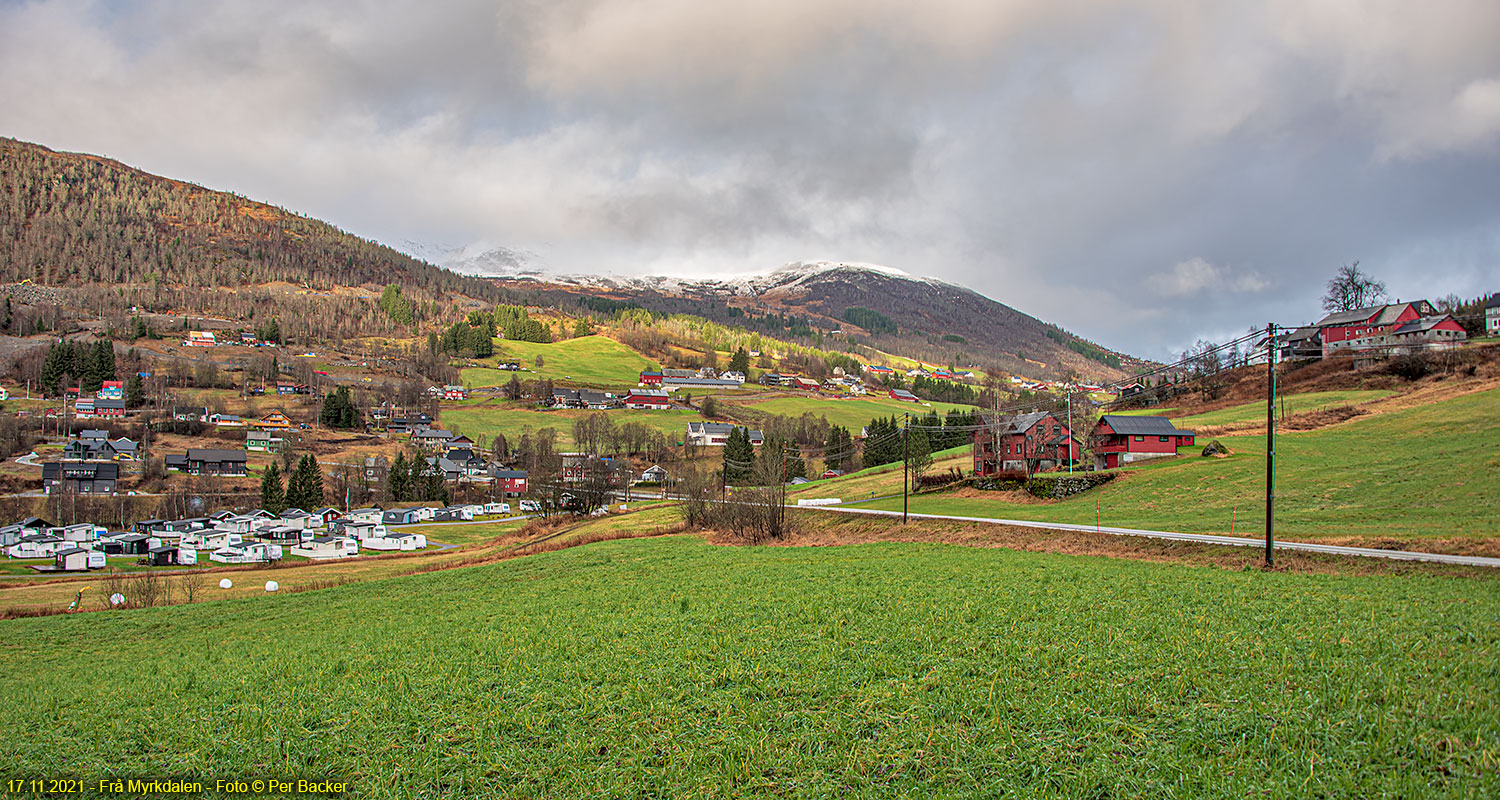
(1170, 389, 1397, 428)
(852, 388, 1500, 542)
(462, 335, 657, 388)
(2, 537, 1494, 797)
(442, 402, 700, 448)
(744, 396, 974, 431)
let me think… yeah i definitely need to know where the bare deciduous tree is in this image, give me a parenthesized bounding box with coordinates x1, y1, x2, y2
(1321, 261, 1388, 313)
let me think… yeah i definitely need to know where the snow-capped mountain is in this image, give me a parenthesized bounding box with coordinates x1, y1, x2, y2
(395, 240, 546, 278)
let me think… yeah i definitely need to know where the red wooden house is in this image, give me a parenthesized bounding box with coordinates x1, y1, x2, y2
(1092, 415, 1194, 470)
(639, 371, 664, 386)
(972, 412, 1079, 475)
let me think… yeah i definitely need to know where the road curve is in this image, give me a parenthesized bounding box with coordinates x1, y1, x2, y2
(812, 506, 1500, 568)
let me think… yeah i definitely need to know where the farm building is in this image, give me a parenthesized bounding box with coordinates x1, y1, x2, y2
(639, 371, 664, 386)
(1488, 295, 1500, 333)
(623, 389, 670, 409)
(442, 385, 469, 400)
(1315, 300, 1437, 357)
(413, 429, 456, 449)
(973, 412, 1080, 475)
(1092, 415, 1196, 470)
(638, 464, 669, 483)
(888, 389, 920, 403)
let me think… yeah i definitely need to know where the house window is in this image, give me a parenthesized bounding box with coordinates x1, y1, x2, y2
(1134, 435, 1144, 442)
(1160, 436, 1170, 442)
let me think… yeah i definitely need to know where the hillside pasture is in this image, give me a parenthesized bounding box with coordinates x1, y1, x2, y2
(851, 387, 1500, 546)
(1, 537, 1494, 797)
(463, 335, 657, 388)
(441, 401, 700, 448)
(741, 395, 974, 431)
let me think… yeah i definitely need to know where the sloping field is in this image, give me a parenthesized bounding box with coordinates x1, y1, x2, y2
(743, 396, 974, 431)
(463, 335, 657, 388)
(1170, 389, 1396, 429)
(1, 537, 1494, 797)
(442, 402, 699, 448)
(852, 387, 1500, 545)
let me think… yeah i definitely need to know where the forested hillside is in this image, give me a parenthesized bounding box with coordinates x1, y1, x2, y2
(0, 138, 492, 296)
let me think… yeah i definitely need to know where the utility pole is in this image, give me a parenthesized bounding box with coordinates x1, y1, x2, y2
(1067, 391, 1073, 474)
(1265, 322, 1277, 567)
(902, 412, 909, 524)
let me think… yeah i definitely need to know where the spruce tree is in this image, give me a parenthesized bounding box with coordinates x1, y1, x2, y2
(125, 374, 145, 408)
(286, 454, 324, 511)
(729, 347, 750, 374)
(722, 427, 755, 485)
(389, 452, 410, 501)
(260, 462, 286, 514)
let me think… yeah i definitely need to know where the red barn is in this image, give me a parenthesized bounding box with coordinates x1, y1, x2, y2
(639, 371, 664, 386)
(1316, 301, 1435, 356)
(1092, 415, 1195, 470)
(973, 412, 1079, 475)
(623, 389, 671, 409)
(889, 389, 919, 402)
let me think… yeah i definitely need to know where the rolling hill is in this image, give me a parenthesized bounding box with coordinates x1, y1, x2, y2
(480, 260, 1142, 382)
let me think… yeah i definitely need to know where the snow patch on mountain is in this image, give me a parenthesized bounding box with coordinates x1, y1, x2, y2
(395, 240, 546, 278)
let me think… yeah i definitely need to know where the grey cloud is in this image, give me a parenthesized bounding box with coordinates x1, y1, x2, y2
(1, 0, 1497, 359)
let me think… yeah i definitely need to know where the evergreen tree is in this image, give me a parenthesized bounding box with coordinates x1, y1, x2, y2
(319, 386, 360, 429)
(824, 425, 853, 471)
(722, 427, 755, 485)
(86, 339, 115, 392)
(286, 454, 325, 511)
(389, 451, 410, 501)
(729, 347, 750, 374)
(260, 461, 286, 514)
(907, 427, 933, 481)
(125, 374, 145, 408)
(573, 318, 593, 337)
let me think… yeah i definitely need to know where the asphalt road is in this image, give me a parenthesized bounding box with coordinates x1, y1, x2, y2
(812, 505, 1500, 568)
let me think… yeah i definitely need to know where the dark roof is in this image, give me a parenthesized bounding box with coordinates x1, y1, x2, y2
(1099, 415, 1191, 436)
(1314, 304, 1386, 327)
(55, 546, 89, 557)
(1486, 295, 1500, 309)
(1393, 315, 1456, 335)
(491, 469, 528, 479)
(186, 449, 247, 462)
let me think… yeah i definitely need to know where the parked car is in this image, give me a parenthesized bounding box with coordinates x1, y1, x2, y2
(518, 500, 541, 513)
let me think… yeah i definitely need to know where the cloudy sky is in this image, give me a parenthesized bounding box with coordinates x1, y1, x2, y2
(2, 0, 1498, 358)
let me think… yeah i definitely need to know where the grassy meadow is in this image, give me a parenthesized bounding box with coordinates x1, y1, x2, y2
(1169, 389, 1397, 429)
(462, 335, 657, 388)
(1, 536, 1494, 798)
(441, 401, 700, 448)
(852, 387, 1500, 542)
(743, 395, 975, 431)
